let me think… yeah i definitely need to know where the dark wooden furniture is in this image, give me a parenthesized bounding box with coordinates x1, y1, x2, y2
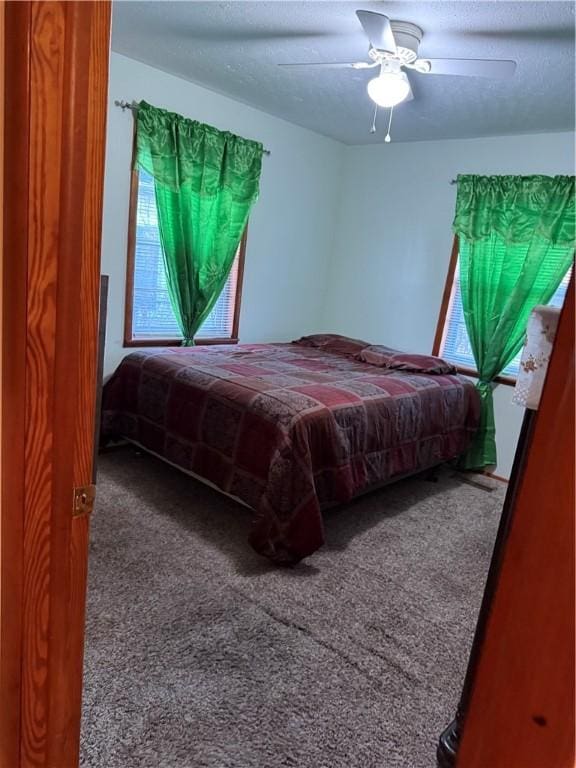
(437, 411, 535, 766)
(92, 273, 109, 481)
(437, 273, 574, 767)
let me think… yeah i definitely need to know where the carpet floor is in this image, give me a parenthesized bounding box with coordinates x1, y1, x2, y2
(81, 449, 504, 768)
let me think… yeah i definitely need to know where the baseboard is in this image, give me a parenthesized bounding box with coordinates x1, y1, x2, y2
(483, 472, 509, 484)
(455, 470, 509, 492)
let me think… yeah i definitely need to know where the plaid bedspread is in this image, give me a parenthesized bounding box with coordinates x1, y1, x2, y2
(101, 343, 479, 562)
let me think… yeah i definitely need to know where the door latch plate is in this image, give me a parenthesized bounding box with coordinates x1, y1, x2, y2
(73, 484, 96, 517)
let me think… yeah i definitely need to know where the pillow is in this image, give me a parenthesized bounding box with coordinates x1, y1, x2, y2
(292, 334, 371, 357)
(357, 345, 457, 375)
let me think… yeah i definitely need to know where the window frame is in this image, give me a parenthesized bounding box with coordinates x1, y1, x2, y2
(123, 169, 247, 348)
(432, 235, 517, 387)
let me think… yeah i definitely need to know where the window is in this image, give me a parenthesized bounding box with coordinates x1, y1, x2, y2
(435, 239, 571, 382)
(124, 169, 245, 346)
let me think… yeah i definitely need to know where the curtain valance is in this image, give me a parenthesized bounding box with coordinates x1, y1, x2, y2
(134, 100, 264, 202)
(453, 174, 575, 246)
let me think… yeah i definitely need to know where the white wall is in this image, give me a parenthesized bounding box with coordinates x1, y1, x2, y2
(321, 132, 575, 478)
(101, 53, 343, 375)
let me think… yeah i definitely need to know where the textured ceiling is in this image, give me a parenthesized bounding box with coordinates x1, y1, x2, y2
(111, 1, 576, 144)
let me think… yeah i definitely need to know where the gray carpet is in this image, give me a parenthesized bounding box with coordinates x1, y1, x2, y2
(81, 449, 504, 768)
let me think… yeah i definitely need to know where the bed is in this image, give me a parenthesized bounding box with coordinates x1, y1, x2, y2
(101, 335, 480, 563)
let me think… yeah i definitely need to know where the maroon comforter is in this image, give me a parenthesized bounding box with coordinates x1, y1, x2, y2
(101, 342, 479, 562)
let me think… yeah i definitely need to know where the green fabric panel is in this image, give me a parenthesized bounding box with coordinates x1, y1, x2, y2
(453, 175, 575, 246)
(453, 175, 575, 470)
(134, 101, 264, 343)
(462, 381, 497, 469)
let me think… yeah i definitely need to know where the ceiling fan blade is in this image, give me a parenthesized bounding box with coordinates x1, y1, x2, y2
(420, 58, 517, 78)
(278, 60, 372, 69)
(356, 10, 397, 54)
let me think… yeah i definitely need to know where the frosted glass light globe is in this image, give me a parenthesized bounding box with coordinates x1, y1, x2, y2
(367, 71, 410, 108)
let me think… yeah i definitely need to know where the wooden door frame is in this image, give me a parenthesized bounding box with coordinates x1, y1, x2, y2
(0, 3, 111, 767)
(456, 274, 575, 767)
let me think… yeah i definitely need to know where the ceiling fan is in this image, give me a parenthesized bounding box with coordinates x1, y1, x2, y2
(279, 10, 517, 138)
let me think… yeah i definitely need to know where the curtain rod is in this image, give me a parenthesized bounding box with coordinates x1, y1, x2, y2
(450, 179, 457, 185)
(114, 100, 271, 156)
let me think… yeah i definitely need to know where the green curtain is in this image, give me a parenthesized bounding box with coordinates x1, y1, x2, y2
(453, 174, 575, 469)
(134, 101, 264, 344)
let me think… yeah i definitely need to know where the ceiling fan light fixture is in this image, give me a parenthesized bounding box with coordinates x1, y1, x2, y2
(367, 70, 411, 107)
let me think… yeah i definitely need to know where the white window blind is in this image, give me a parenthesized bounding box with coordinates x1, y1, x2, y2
(132, 169, 240, 341)
(440, 255, 571, 378)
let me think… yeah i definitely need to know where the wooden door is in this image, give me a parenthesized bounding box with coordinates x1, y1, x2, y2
(0, 3, 111, 767)
(457, 275, 575, 767)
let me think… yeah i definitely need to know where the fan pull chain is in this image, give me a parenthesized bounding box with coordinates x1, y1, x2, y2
(385, 106, 394, 143)
(370, 103, 378, 134)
